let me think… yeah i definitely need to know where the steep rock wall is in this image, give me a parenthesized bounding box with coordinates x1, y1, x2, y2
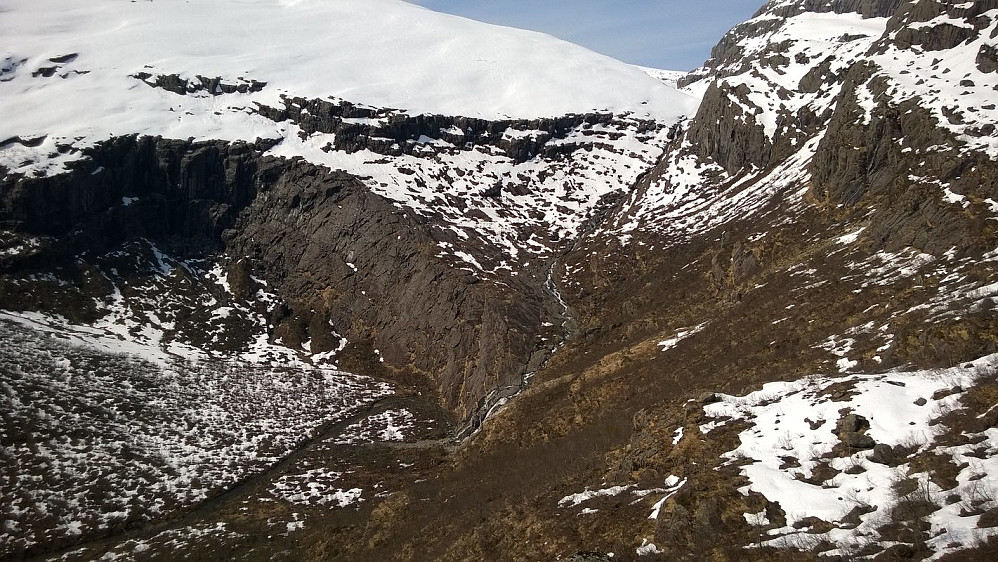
(0, 135, 552, 419)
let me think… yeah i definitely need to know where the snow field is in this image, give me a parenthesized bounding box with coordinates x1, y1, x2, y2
(0, 320, 391, 557)
(270, 115, 682, 267)
(700, 354, 998, 559)
(269, 468, 364, 509)
(0, 0, 697, 178)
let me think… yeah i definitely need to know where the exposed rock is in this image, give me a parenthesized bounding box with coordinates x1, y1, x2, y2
(225, 259, 258, 300)
(836, 413, 876, 450)
(979, 507, 998, 528)
(131, 72, 267, 95)
(679, 0, 903, 88)
(892, 22, 977, 52)
(686, 81, 773, 174)
(932, 386, 963, 400)
(223, 163, 549, 418)
(979, 44, 998, 73)
(836, 413, 871, 434)
(699, 392, 722, 405)
(873, 543, 919, 560)
(255, 96, 626, 164)
(5, 0, 998, 559)
(870, 443, 898, 465)
(840, 432, 876, 449)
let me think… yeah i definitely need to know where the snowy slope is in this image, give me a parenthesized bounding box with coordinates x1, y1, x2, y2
(610, 8, 893, 247)
(607, 0, 998, 249)
(3, 0, 998, 559)
(0, 0, 704, 429)
(0, 0, 697, 176)
(869, 1, 998, 157)
(699, 355, 998, 560)
(0, 318, 392, 555)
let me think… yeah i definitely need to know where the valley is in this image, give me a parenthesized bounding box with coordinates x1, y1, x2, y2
(2, 0, 998, 560)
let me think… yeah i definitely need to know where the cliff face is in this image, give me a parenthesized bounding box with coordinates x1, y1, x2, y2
(680, 0, 905, 175)
(0, 131, 564, 420)
(218, 155, 552, 419)
(1, 53, 686, 423)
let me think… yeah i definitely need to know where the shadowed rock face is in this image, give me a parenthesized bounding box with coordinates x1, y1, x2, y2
(686, 81, 775, 174)
(0, 134, 553, 419)
(219, 158, 551, 418)
(0, 135, 272, 245)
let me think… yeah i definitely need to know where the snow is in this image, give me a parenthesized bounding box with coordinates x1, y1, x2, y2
(836, 227, 865, 245)
(332, 409, 417, 445)
(0, 235, 42, 258)
(648, 477, 687, 519)
(658, 323, 706, 352)
(557, 474, 688, 525)
(701, 353, 998, 558)
(56, 521, 245, 561)
(268, 113, 678, 266)
(636, 540, 662, 556)
(605, 3, 988, 249)
(2, 0, 700, 274)
(634, 66, 688, 89)
(270, 468, 364, 508)
(0, 247, 343, 369)
(704, 11, 889, 141)
(942, 186, 969, 207)
(849, 249, 937, 288)
(0, 318, 390, 555)
(0, 0, 698, 176)
(836, 357, 859, 371)
(614, 131, 826, 248)
(853, 80, 878, 126)
(744, 510, 771, 527)
(820, 335, 858, 372)
(3, 2, 997, 557)
(875, 9, 998, 157)
(558, 485, 633, 509)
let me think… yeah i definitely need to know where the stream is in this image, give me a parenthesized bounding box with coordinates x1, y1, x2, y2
(453, 260, 576, 440)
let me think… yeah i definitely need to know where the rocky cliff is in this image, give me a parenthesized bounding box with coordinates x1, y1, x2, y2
(0, 130, 568, 421)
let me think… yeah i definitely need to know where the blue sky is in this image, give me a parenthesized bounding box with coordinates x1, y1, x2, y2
(410, 0, 764, 71)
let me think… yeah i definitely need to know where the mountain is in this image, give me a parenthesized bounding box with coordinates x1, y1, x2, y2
(1, 0, 997, 560)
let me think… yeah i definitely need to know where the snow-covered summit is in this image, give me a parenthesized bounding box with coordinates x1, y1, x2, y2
(1, 0, 696, 173)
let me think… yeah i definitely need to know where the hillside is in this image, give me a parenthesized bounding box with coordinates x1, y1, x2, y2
(2, 0, 998, 560)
